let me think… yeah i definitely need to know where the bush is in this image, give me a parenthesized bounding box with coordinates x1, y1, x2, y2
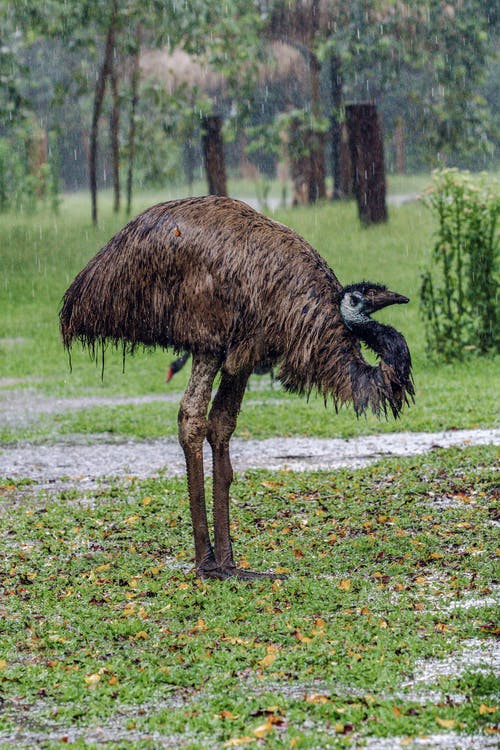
(420, 169, 499, 359)
(0, 127, 60, 213)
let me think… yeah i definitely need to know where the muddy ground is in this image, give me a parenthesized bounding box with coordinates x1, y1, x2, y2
(0, 388, 498, 749)
(0, 387, 498, 483)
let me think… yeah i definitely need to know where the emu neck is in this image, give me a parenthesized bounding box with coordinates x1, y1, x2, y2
(353, 318, 411, 382)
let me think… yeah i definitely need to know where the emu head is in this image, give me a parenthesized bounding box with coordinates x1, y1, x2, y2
(340, 282, 409, 330)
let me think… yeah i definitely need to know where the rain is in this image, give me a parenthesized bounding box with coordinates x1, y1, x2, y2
(0, 1, 498, 748)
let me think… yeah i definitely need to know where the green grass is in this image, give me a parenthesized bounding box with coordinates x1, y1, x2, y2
(0, 180, 498, 443)
(1, 184, 499, 746)
(0, 445, 498, 747)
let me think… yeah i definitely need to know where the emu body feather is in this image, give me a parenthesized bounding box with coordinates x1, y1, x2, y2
(60, 196, 413, 579)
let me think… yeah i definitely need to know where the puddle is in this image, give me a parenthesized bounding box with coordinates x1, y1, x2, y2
(362, 733, 498, 749)
(403, 638, 500, 686)
(0, 429, 498, 483)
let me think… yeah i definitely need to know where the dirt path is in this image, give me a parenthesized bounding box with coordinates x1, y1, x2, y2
(1, 428, 498, 482)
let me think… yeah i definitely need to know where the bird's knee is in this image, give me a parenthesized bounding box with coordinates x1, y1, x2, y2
(206, 411, 237, 451)
(178, 406, 208, 452)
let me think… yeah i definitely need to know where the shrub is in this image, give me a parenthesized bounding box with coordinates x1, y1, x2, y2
(0, 127, 60, 213)
(420, 169, 499, 359)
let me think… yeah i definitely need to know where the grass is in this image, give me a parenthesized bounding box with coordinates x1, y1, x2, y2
(0, 178, 498, 443)
(0, 445, 498, 747)
(0, 178, 498, 747)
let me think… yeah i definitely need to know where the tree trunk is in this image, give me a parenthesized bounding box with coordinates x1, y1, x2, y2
(89, 0, 117, 226)
(307, 127, 326, 202)
(339, 122, 354, 197)
(201, 115, 227, 196)
(394, 117, 405, 174)
(126, 24, 142, 216)
(307, 1, 325, 203)
(345, 103, 387, 225)
(30, 129, 48, 198)
(109, 66, 120, 213)
(329, 53, 343, 199)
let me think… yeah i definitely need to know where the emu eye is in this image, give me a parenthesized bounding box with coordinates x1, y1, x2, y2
(349, 295, 359, 307)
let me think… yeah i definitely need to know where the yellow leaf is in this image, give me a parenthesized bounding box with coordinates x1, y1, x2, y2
(253, 719, 274, 738)
(108, 675, 118, 686)
(479, 704, 498, 715)
(84, 673, 101, 685)
(0, 659, 7, 671)
(295, 630, 313, 643)
(305, 693, 329, 704)
(223, 737, 255, 747)
(134, 631, 148, 640)
(177, 582, 189, 590)
(142, 496, 153, 506)
(124, 515, 139, 525)
(392, 706, 403, 717)
(339, 579, 351, 592)
(436, 718, 456, 729)
(259, 652, 276, 668)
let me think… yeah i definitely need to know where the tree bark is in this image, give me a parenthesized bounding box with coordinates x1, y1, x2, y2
(109, 65, 120, 213)
(126, 24, 142, 216)
(201, 115, 227, 196)
(329, 53, 343, 199)
(339, 121, 353, 197)
(394, 117, 405, 174)
(345, 103, 387, 225)
(307, 0, 325, 202)
(89, 0, 117, 226)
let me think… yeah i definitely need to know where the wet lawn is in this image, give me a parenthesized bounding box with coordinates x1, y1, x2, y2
(0, 189, 498, 443)
(0, 445, 498, 748)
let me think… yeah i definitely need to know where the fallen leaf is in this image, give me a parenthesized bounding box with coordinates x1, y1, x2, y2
(436, 717, 456, 729)
(253, 719, 274, 738)
(259, 652, 276, 668)
(479, 704, 498, 715)
(84, 673, 101, 685)
(305, 693, 329, 704)
(223, 737, 255, 747)
(339, 579, 351, 592)
(294, 630, 313, 643)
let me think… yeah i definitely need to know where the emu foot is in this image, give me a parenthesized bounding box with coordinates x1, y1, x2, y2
(197, 565, 287, 581)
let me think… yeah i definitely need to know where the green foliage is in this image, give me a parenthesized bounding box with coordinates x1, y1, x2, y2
(420, 169, 499, 359)
(0, 127, 60, 213)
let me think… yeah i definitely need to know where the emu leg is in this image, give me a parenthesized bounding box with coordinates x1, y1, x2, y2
(207, 367, 251, 577)
(178, 354, 220, 577)
(207, 367, 284, 580)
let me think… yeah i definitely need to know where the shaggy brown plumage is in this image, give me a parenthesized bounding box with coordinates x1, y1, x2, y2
(60, 196, 414, 579)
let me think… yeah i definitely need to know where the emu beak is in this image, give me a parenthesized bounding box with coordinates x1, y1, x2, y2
(370, 289, 409, 311)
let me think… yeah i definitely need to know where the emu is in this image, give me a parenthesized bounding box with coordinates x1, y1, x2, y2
(60, 196, 413, 580)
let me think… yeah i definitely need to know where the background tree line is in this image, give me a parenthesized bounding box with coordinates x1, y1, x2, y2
(0, 0, 497, 220)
